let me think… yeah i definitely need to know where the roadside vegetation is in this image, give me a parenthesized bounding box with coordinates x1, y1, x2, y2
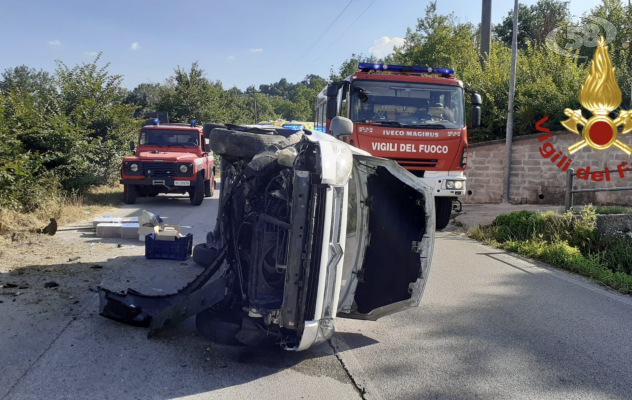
(1, 0, 631, 230)
(469, 206, 632, 294)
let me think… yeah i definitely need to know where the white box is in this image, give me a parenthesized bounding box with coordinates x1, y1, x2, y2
(96, 222, 122, 238)
(121, 223, 140, 239)
(93, 217, 122, 229)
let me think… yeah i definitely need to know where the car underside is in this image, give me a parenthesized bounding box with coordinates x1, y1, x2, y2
(99, 121, 435, 351)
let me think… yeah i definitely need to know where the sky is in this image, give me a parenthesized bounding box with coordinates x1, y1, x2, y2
(0, 0, 601, 91)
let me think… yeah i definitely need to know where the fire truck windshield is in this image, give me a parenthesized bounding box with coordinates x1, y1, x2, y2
(140, 129, 199, 147)
(349, 80, 465, 129)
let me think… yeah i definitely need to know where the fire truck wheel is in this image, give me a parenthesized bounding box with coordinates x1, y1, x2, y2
(123, 184, 137, 204)
(209, 128, 290, 160)
(204, 176, 214, 197)
(190, 174, 204, 206)
(435, 197, 452, 230)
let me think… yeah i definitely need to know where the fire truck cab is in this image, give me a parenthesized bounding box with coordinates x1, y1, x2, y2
(316, 63, 481, 229)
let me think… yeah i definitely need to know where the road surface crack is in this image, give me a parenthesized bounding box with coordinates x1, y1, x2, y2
(329, 339, 367, 399)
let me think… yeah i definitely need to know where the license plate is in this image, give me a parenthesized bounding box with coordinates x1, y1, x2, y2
(174, 181, 190, 186)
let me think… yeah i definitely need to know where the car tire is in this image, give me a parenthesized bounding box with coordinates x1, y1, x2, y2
(204, 177, 213, 197)
(192, 243, 218, 267)
(123, 184, 137, 204)
(209, 128, 290, 159)
(195, 309, 242, 346)
(435, 197, 452, 230)
(190, 174, 204, 206)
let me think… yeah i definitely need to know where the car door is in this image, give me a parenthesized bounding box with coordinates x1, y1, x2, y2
(337, 155, 435, 321)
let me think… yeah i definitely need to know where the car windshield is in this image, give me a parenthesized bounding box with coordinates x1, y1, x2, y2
(139, 129, 199, 147)
(349, 80, 465, 129)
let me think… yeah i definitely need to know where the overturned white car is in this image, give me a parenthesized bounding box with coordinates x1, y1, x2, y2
(99, 117, 435, 351)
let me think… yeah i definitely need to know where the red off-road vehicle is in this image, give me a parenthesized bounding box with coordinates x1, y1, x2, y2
(120, 120, 219, 205)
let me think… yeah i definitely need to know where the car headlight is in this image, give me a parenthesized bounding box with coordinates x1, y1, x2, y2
(130, 164, 138, 172)
(454, 181, 463, 189)
(446, 180, 455, 189)
(179, 165, 188, 173)
(320, 141, 353, 186)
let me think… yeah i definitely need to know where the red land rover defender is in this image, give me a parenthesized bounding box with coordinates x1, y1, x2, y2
(121, 119, 216, 206)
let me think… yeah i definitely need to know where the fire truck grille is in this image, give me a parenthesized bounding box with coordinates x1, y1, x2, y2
(140, 162, 178, 176)
(393, 158, 438, 169)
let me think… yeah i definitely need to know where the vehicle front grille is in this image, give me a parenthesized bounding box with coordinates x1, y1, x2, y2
(392, 158, 438, 169)
(140, 162, 178, 176)
(303, 185, 327, 320)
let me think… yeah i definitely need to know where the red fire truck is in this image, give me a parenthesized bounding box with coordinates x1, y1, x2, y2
(315, 63, 481, 229)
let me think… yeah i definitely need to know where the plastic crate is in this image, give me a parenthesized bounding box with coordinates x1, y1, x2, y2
(144, 233, 193, 261)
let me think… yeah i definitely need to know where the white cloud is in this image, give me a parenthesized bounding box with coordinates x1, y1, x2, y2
(227, 55, 235, 60)
(48, 40, 61, 46)
(249, 48, 263, 53)
(84, 51, 98, 57)
(130, 42, 141, 51)
(369, 36, 406, 58)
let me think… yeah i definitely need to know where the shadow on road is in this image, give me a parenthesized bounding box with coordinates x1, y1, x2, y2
(0, 249, 351, 399)
(334, 235, 632, 399)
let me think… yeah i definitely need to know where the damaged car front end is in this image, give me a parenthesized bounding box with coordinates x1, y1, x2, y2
(98, 117, 435, 351)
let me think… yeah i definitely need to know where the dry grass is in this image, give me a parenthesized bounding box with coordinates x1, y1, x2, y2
(0, 184, 123, 235)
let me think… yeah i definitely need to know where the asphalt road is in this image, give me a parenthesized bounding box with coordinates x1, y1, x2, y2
(2, 192, 632, 400)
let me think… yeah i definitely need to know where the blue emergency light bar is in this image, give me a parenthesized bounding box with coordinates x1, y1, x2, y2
(283, 124, 305, 131)
(152, 118, 159, 125)
(357, 63, 454, 76)
(191, 120, 197, 127)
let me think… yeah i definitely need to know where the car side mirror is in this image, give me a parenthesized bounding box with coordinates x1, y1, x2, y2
(330, 117, 353, 139)
(470, 92, 482, 128)
(130, 141, 135, 152)
(472, 106, 481, 129)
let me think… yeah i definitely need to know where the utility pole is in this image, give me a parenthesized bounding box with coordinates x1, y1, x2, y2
(251, 85, 258, 123)
(480, 0, 492, 69)
(503, 0, 519, 204)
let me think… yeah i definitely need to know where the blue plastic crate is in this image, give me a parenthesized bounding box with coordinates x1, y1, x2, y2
(145, 233, 193, 261)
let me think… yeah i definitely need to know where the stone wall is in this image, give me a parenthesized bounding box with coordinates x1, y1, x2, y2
(463, 130, 632, 205)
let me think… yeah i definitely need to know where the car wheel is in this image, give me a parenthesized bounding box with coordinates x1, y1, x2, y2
(435, 197, 452, 230)
(192, 243, 218, 267)
(209, 128, 290, 159)
(190, 174, 204, 205)
(123, 184, 137, 204)
(204, 177, 213, 197)
(196, 309, 242, 346)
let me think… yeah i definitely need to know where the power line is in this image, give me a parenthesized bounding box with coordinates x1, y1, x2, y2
(309, 0, 378, 67)
(281, 0, 354, 77)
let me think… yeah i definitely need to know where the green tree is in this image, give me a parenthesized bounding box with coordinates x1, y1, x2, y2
(157, 62, 228, 124)
(124, 83, 161, 112)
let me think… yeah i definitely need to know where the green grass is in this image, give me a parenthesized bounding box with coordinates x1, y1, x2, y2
(468, 206, 632, 295)
(573, 206, 632, 215)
